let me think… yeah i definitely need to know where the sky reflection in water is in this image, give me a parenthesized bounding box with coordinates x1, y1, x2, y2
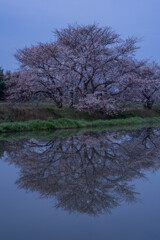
(0, 127, 160, 240)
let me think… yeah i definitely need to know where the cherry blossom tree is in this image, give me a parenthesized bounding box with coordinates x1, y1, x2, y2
(122, 63, 160, 109)
(7, 24, 160, 111)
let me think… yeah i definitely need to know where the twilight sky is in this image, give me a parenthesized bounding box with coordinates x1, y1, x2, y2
(0, 0, 160, 71)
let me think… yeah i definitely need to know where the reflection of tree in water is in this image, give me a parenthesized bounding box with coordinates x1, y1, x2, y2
(2, 127, 160, 215)
(0, 140, 8, 159)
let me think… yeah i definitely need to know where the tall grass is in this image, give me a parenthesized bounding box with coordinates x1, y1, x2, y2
(1, 116, 160, 133)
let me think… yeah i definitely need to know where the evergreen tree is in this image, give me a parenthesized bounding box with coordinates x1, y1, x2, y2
(0, 67, 6, 100)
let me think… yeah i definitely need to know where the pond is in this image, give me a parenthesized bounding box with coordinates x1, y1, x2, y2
(0, 127, 160, 240)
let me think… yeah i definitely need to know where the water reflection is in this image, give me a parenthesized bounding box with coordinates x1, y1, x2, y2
(1, 127, 160, 215)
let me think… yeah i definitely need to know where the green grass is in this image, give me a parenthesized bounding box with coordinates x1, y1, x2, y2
(1, 101, 160, 123)
(0, 102, 101, 123)
(1, 122, 160, 141)
(1, 101, 160, 133)
(1, 116, 160, 133)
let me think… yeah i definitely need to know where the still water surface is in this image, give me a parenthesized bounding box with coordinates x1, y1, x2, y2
(0, 127, 160, 240)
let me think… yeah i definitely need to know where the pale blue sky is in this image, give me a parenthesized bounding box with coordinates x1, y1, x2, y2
(0, 0, 160, 71)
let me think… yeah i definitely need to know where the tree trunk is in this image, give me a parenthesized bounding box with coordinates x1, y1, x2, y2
(56, 102, 62, 108)
(55, 99, 63, 108)
(69, 89, 74, 108)
(143, 98, 154, 110)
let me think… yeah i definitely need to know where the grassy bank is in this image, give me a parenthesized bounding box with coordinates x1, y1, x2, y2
(1, 122, 160, 140)
(0, 102, 97, 123)
(1, 116, 160, 133)
(1, 102, 160, 123)
(1, 102, 160, 133)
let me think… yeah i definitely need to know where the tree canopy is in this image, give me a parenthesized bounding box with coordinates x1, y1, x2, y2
(6, 24, 160, 111)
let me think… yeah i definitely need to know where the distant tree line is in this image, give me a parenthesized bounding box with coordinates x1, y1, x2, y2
(3, 24, 160, 114)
